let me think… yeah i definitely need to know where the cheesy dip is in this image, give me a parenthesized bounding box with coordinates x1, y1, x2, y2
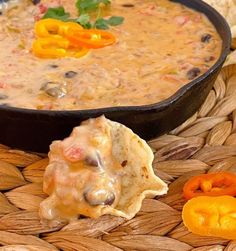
(0, 0, 222, 110)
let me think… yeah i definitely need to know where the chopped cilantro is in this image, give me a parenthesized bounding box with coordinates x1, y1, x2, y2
(75, 13, 92, 29)
(42, 7, 70, 21)
(76, 0, 111, 14)
(106, 16, 124, 26)
(94, 16, 124, 29)
(94, 18, 109, 29)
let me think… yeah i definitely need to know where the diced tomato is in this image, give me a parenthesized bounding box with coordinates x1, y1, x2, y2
(34, 15, 41, 22)
(0, 82, 6, 88)
(36, 1, 62, 19)
(162, 74, 183, 84)
(185, 41, 195, 45)
(38, 4, 48, 14)
(148, 4, 156, 10)
(138, 4, 157, 15)
(64, 146, 84, 162)
(194, 14, 202, 22)
(175, 16, 190, 25)
(176, 30, 183, 35)
(180, 62, 193, 70)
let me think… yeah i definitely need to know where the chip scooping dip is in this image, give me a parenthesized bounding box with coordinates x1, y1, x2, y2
(39, 116, 168, 221)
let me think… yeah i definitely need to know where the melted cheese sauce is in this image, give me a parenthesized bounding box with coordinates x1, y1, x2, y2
(0, 0, 222, 110)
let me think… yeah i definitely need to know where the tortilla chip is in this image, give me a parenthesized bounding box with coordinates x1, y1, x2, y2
(232, 26, 236, 48)
(224, 50, 236, 67)
(40, 116, 168, 221)
(203, 0, 236, 48)
(103, 119, 168, 219)
(220, 50, 236, 84)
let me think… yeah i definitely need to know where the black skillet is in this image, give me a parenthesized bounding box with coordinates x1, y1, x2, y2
(0, 0, 231, 152)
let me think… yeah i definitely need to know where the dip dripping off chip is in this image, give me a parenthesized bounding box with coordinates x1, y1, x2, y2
(39, 116, 168, 221)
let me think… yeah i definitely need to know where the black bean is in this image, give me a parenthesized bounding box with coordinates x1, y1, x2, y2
(40, 82, 49, 91)
(46, 87, 66, 98)
(121, 160, 127, 167)
(85, 156, 99, 167)
(122, 3, 134, 7)
(205, 56, 215, 62)
(0, 94, 8, 100)
(40, 81, 58, 91)
(84, 189, 115, 206)
(85, 152, 103, 170)
(104, 193, 115, 206)
(49, 64, 59, 68)
(186, 67, 201, 80)
(64, 71, 78, 79)
(201, 33, 212, 43)
(31, 0, 41, 5)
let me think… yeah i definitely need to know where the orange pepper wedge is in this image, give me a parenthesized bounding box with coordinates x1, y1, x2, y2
(65, 28, 116, 49)
(32, 37, 89, 59)
(183, 172, 236, 200)
(182, 196, 236, 240)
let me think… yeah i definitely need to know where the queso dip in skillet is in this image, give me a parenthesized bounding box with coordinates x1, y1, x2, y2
(0, 0, 222, 110)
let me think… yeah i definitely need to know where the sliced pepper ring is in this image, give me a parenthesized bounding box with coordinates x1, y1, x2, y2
(32, 37, 89, 59)
(35, 18, 83, 38)
(35, 18, 64, 37)
(65, 28, 116, 49)
(58, 21, 83, 37)
(182, 196, 236, 240)
(65, 46, 90, 58)
(183, 172, 236, 200)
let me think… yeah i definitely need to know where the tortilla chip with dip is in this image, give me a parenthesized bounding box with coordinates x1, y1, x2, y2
(40, 116, 168, 221)
(203, 0, 236, 48)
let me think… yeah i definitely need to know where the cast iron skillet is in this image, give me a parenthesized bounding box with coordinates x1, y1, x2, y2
(0, 0, 231, 152)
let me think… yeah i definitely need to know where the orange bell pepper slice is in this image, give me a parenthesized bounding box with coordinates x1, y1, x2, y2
(183, 172, 236, 200)
(182, 196, 236, 240)
(32, 37, 89, 59)
(65, 28, 116, 49)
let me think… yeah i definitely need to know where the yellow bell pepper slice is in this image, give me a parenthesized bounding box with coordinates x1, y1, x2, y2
(182, 196, 236, 240)
(34, 18, 83, 38)
(32, 37, 89, 59)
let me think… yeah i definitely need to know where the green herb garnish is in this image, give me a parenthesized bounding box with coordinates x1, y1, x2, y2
(94, 16, 124, 29)
(41, 1, 124, 30)
(76, 0, 111, 14)
(74, 13, 92, 29)
(42, 7, 70, 21)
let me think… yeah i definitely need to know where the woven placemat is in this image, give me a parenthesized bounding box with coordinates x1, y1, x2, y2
(0, 62, 236, 251)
